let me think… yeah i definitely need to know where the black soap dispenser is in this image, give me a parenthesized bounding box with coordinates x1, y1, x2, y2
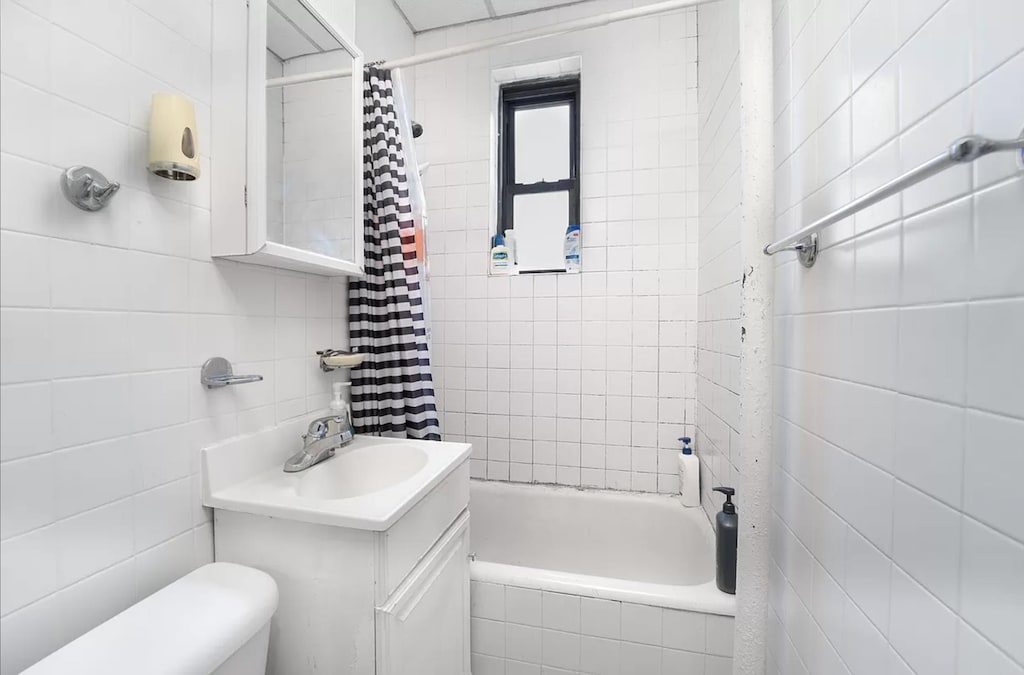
(713, 486, 738, 595)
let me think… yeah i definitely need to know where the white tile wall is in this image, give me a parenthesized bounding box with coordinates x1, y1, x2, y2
(414, 2, 700, 492)
(470, 580, 734, 674)
(695, 0, 742, 521)
(769, 0, 1024, 673)
(0, 0, 412, 671)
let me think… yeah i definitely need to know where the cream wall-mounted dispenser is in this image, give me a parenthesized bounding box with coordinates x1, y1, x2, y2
(148, 93, 200, 181)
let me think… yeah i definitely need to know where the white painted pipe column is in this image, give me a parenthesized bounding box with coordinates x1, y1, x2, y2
(733, 0, 775, 672)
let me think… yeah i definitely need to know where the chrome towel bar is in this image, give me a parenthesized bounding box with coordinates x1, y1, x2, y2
(764, 134, 1024, 267)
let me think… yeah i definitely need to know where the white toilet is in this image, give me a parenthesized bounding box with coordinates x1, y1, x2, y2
(21, 563, 278, 675)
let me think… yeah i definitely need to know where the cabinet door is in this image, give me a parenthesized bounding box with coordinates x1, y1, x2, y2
(376, 511, 470, 675)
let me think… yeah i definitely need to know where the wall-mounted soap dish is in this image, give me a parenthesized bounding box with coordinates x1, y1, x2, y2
(317, 349, 366, 372)
(201, 357, 264, 388)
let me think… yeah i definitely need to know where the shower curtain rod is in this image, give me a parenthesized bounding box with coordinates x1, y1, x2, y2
(266, 0, 711, 89)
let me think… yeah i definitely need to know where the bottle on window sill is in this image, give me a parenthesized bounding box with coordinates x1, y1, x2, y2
(503, 229, 519, 274)
(490, 232, 511, 275)
(564, 222, 580, 272)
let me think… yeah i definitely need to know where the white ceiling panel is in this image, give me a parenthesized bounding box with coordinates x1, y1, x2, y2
(394, 0, 610, 32)
(393, 0, 492, 32)
(486, 0, 577, 17)
(267, 0, 345, 60)
(268, 7, 318, 60)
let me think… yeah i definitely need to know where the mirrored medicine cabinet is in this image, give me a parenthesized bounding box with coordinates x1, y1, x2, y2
(212, 0, 364, 276)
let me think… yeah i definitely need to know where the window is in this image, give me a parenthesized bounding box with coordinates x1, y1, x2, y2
(498, 76, 580, 273)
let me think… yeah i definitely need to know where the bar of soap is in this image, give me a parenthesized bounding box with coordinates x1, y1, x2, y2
(321, 352, 366, 368)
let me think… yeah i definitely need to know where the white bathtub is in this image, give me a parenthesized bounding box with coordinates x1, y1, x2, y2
(468, 480, 736, 675)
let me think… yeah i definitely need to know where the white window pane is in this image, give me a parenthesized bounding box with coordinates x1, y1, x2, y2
(514, 104, 570, 183)
(513, 191, 570, 271)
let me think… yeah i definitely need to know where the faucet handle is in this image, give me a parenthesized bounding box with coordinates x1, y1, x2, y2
(305, 418, 333, 442)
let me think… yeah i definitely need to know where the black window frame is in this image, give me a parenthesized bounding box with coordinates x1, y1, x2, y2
(497, 75, 581, 274)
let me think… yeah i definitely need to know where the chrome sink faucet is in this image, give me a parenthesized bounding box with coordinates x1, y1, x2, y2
(283, 414, 354, 473)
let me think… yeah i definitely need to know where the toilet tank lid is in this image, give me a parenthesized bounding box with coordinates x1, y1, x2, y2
(22, 563, 278, 675)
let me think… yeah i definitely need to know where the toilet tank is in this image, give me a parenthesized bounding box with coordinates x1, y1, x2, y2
(22, 563, 278, 675)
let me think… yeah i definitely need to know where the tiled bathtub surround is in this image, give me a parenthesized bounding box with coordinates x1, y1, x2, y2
(0, 0, 412, 671)
(470, 581, 734, 675)
(414, 4, 700, 493)
(695, 0, 742, 521)
(768, 0, 1024, 673)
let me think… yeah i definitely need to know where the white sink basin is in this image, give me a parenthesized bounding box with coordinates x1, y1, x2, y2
(201, 419, 470, 531)
(296, 443, 428, 500)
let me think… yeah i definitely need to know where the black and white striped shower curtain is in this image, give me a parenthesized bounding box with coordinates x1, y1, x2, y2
(348, 67, 440, 440)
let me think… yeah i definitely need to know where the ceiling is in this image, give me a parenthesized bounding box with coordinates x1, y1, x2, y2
(267, 0, 345, 61)
(393, 0, 588, 33)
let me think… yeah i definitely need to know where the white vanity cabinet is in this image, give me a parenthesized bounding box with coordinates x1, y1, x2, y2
(210, 454, 471, 675)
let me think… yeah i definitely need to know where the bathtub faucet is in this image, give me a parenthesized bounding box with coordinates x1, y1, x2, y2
(283, 414, 354, 472)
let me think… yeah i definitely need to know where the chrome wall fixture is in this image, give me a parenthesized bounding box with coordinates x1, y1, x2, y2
(59, 166, 120, 211)
(316, 349, 367, 372)
(200, 357, 264, 388)
(764, 134, 1024, 268)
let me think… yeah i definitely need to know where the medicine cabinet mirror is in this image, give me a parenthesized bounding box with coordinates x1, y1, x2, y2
(213, 0, 364, 276)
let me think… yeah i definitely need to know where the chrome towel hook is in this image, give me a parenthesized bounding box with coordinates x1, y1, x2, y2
(59, 166, 120, 211)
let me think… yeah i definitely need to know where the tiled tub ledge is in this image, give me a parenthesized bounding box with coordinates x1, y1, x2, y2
(470, 581, 734, 675)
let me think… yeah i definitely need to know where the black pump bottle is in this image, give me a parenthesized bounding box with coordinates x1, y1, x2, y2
(713, 486, 738, 595)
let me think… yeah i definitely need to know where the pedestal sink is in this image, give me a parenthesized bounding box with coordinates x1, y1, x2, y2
(296, 443, 429, 500)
